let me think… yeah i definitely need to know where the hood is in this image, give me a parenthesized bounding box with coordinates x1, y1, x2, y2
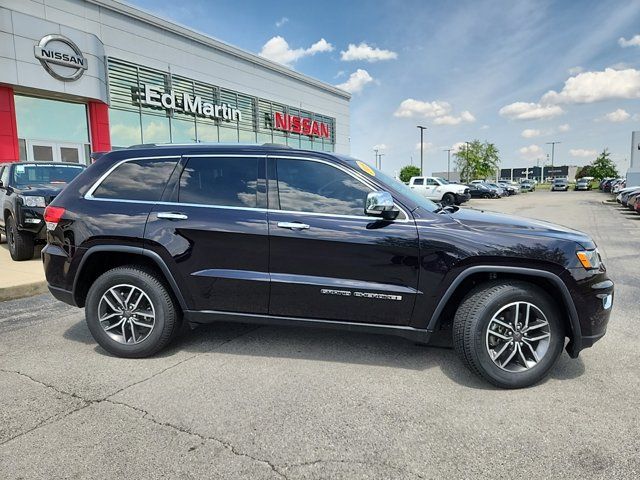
(13, 183, 66, 196)
(447, 208, 594, 249)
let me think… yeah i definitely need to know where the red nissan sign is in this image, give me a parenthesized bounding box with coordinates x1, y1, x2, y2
(273, 112, 330, 138)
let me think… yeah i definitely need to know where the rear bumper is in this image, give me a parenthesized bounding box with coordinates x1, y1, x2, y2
(48, 285, 76, 306)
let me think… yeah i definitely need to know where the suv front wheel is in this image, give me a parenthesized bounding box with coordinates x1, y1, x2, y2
(453, 281, 565, 388)
(6, 215, 35, 261)
(85, 266, 181, 358)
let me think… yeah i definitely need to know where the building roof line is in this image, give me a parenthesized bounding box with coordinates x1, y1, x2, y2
(86, 0, 351, 100)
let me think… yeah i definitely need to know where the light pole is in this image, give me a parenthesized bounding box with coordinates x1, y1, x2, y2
(417, 125, 427, 175)
(443, 148, 452, 181)
(373, 148, 379, 169)
(546, 141, 561, 169)
(378, 153, 385, 170)
(464, 141, 471, 182)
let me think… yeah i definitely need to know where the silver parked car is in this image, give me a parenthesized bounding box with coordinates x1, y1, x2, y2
(551, 178, 569, 191)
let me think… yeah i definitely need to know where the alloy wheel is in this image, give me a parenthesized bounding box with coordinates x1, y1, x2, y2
(485, 301, 551, 372)
(98, 284, 156, 344)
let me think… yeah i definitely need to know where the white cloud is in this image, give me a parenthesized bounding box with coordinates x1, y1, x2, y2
(275, 17, 289, 28)
(336, 69, 373, 94)
(432, 111, 476, 125)
(519, 144, 544, 160)
(394, 99, 452, 118)
(259, 36, 333, 66)
(414, 142, 434, 151)
(541, 68, 640, 104)
(334, 70, 345, 78)
(499, 102, 564, 120)
(619, 34, 640, 48)
(451, 142, 467, 154)
(570, 148, 597, 158)
(480, 124, 490, 130)
(603, 108, 631, 122)
(340, 42, 398, 62)
(521, 128, 541, 138)
(373, 144, 387, 151)
(558, 123, 571, 132)
(568, 66, 584, 75)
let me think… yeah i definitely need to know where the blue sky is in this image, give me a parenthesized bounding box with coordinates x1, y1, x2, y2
(128, 0, 640, 176)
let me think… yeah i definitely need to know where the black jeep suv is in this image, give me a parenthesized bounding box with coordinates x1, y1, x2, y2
(0, 161, 86, 260)
(42, 145, 613, 388)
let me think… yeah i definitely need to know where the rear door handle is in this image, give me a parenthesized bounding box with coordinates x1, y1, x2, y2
(277, 221, 310, 230)
(157, 212, 188, 221)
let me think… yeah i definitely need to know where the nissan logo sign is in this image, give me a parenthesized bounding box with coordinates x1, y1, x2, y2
(34, 34, 88, 81)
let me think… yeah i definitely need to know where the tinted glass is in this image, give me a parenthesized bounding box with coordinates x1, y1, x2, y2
(276, 159, 370, 215)
(426, 178, 438, 186)
(93, 158, 177, 201)
(11, 163, 85, 187)
(179, 157, 258, 207)
(413, 178, 424, 185)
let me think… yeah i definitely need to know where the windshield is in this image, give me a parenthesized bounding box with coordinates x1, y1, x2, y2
(436, 177, 449, 185)
(341, 157, 439, 213)
(12, 163, 85, 187)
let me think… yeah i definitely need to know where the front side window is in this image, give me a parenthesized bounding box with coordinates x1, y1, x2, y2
(276, 159, 370, 216)
(426, 178, 438, 186)
(178, 157, 258, 207)
(92, 158, 178, 201)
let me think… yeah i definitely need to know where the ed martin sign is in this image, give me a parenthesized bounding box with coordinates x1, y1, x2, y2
(34, 34, 88, 81)
(137, 85, 242, 122)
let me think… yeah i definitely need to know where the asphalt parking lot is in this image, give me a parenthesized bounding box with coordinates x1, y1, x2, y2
(1, 190, 639, 479)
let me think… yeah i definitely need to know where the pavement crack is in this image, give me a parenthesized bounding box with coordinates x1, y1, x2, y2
(103, 398, 287, 479)
(0, 368, 87, 401)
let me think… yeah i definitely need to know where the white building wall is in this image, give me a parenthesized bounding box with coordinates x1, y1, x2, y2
(0, 0, 351, 153)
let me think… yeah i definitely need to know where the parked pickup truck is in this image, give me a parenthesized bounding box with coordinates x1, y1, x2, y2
(409, 176, 470, 206)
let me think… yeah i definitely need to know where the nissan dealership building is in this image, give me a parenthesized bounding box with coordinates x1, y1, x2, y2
(0, 0, 350, 164)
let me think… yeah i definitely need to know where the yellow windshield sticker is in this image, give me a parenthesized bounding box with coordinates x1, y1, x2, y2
(356, 161, 375, 176)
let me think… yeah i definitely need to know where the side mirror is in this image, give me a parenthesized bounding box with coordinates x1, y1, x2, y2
(365, 191, 399, 220)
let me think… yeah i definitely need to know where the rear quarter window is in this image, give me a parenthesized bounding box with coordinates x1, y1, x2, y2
(92, 158, 179, 201)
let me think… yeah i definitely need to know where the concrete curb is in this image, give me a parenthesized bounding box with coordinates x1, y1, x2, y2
(0, 281, 49, 302)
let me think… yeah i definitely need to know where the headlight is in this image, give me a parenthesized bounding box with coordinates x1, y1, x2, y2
(576, 249, 601, 270)
(19, 195, 46, 207)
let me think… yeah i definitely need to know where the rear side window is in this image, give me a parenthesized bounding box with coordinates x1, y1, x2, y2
(412, 178, 424, 186)
(92, 158, 178, 201)
(178, 157, 258, 208)
(276, 159, 370, 215)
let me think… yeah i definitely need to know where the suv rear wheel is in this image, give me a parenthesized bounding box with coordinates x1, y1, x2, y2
(453, 281, 564, 388)
(85, 266, 180, 358)
(6, 214, 35, 261)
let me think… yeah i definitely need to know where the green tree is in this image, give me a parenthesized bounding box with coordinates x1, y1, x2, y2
(454, 140, 501, 182)
(589, 149, 619, 180)
(399, 165, 421, 183)
(575, 165, 594, 179)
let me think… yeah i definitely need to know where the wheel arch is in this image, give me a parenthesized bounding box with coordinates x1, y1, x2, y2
(72, 245, 188, 311)
(427, 266, 582, 357)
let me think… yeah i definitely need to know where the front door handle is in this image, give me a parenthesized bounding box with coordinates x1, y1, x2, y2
(157, 212, 188, 221)
(277, 221, 310, 230)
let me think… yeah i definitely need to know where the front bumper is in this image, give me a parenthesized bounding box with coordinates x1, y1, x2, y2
(16, 206, 46, 240)
(454, 192, 471, 205)
(565, 270, 614, 357)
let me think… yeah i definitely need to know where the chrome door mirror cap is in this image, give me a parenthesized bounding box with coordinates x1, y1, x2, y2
(365, 191, 399, 219)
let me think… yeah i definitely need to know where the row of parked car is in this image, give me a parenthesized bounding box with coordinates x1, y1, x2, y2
(610, 179, 640, 215)
(407, 176, 536, 206)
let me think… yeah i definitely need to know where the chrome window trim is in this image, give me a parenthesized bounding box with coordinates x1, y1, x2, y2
(84, 153, 412, 223)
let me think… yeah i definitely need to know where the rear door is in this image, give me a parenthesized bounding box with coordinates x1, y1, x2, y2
(266, 156, 420, 325)
(144, 154, 269, 313)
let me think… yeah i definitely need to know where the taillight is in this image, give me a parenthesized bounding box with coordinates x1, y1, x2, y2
(44, 205, 65, 231)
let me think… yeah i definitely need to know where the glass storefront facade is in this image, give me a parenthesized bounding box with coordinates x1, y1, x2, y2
(14, 95, 90, 163)
(107, 58, 336, 151)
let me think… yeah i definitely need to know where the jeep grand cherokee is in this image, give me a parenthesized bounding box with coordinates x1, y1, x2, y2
(42, 144, 613, 388)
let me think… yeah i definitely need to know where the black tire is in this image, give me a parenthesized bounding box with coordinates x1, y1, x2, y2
(482, 193, 490, 199)
(453, 280, 565, 388)
(441, 192, 456, 206)
(85, 266, 181, 358)
(6, 215, 35, 261)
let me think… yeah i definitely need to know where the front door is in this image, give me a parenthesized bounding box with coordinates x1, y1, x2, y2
(26, 140, 85, 164)
(267, 156, 420, 325)
(144, 154, 270, 313)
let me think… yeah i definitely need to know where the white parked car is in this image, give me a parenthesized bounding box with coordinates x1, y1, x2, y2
(409, 176, 470, 206)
